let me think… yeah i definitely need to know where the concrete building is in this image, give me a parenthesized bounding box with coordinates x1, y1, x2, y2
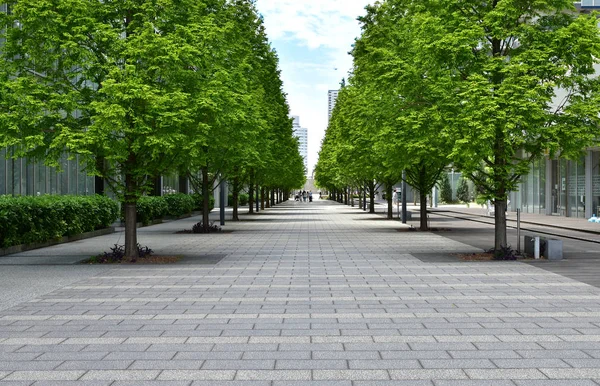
(291, 116, 308, 174)
(327, 90, 339, 121)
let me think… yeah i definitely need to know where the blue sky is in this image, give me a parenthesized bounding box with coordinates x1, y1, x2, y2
(255, 0, 372, 176)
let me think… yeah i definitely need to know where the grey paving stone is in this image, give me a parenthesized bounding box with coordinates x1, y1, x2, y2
(3, 371, 85, 381)
(313, 370, 390, 380)
(235, 370, 311, 381)
(158, 370, 236, 381)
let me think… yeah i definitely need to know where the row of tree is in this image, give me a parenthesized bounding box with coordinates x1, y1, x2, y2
(0, 0, 306, 257)
(316, 0, 600, 251)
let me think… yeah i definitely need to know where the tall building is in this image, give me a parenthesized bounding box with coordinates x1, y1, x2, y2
(291, 116, 308, 174)
(327, 90, 339, 121)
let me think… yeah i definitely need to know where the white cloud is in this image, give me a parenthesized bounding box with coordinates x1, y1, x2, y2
(255, 0, 373, 176)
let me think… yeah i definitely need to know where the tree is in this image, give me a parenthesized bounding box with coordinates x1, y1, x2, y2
(0, 0, 296, 256)
(404, 0, 600, 249)
(439, 173, 453, 204)
(456, 177, 470, 205)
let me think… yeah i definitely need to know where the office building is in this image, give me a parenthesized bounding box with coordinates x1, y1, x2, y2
(328, 90, 339, 121)
(292, 116, 308, 174)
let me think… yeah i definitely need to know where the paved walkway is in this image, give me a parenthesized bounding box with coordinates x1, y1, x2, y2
(1, 200, 600, 384)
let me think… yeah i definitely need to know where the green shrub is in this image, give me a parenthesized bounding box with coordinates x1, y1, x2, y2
(134, 196, 168, 225)
(163, 193, 195, 217)
(0, 195, 119, 249)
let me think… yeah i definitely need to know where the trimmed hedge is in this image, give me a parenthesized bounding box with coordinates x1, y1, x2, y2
(134, 196, 168, 225)
(0, 195, 119, 249)
(132, 194, 206, 225)
(163, 193, 196, 217)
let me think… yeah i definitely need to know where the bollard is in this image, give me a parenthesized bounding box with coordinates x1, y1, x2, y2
(516, 209, 521, 253)
(534, 236, 540, 259)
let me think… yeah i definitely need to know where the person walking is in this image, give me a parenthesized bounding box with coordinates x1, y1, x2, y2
(309, 191, 313, 202)
(302, 191, 307, 202)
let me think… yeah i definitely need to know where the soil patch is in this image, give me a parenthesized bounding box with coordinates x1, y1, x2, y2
(82, 255, 182, 264)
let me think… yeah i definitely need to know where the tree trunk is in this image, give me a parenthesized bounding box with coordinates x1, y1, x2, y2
(386, 184, 393, 219)
(265, 189, 270, 208)
(248, 182, 254, 214)
(369, 181, 375, 213)
(419, 189, 428, 231)
(202, 166, 210, 232)
(232, 177, 240, 221)
(124, 171, 139, 259)
(261, 187, 265, 210)
(494, 199, 508, 250)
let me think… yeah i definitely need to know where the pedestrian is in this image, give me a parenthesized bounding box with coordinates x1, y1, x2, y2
(309, 191, 313, 202)
(392, 189, 398, 205)
(302, 191, 307, 202)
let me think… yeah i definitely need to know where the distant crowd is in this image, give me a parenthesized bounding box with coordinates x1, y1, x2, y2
(295, 190, 320, 202)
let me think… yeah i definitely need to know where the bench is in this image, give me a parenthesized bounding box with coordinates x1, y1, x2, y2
(523, 234, 563, 260)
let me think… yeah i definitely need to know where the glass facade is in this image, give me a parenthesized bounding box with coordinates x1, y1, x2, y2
(0, 150, 95, 196)
(519, 157, 546, 214)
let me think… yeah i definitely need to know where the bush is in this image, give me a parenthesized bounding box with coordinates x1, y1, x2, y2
(163, 193, 195, 217)
(0, 195, 119, 249)
(134, 196, 168, 225)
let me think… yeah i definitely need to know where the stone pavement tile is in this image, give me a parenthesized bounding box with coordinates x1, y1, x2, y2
(0, 361, 62, 371)
(31, 382, 111, 386)
(192, 382, 271, 386)
(433, 382, 516, 386)
(104, 352, 176, 361)
(80, 370, 161, 380)
(242, 351, 310, 360)
(348, 359, 420, 369)
(513, 382, 599, 386)
(389, 369, 468, 380)
(129, 360, 203, 370)
(565, 359, 600, 367)
(276, 360, 347, 370)
(201, 360, 274, 370)
(55, 360, 133, 370)
(235, 370, 311, 381)
(273, 382, 351, 386)
(0, 382, 34, 386)
(420, 359, 496, 369)
(517, 350, 591, 359)
(448, 350, 519, 359)
(174, 351, 242, 360)
(82, 344, 150, 352)
(381, 351, 451, 360)
(3, 371, 84, 381)
(464, 369, 547, 379)
(542, 369, 600, 379)
(492, 359, 570, 368)
(354, 382, 433, 386)
(157, 370, 236, 381)
(313, 370, 390, 380)
(112, 382, 191, 386)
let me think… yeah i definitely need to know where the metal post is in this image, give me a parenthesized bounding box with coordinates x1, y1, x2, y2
(256, 184, 259, 212)
(401, 170, 407, 224)
(516, 208, 520, 253)
(219, 177, 225, 226)
(534, 236, 540, 259)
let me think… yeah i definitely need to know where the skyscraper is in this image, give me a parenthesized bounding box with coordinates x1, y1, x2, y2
(291, 116, 308, 174)
(327, 90, 339, 121)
